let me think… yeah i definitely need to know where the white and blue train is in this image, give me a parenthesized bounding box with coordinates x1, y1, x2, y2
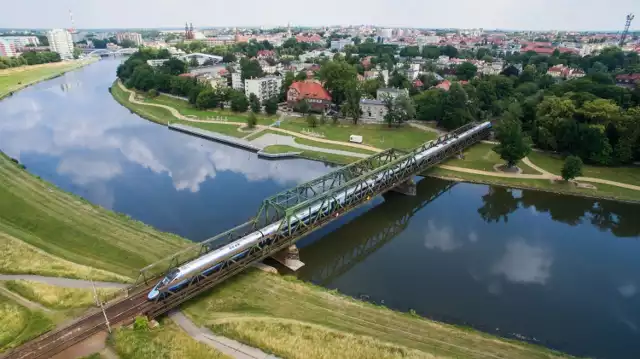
(147, 121, 491, 300)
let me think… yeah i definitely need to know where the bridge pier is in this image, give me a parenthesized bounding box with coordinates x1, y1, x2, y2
(389, 178, 417, 196)
(271, 244, 305, 271)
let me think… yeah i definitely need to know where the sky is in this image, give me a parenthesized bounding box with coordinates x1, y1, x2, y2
(1, 0, 639, 32)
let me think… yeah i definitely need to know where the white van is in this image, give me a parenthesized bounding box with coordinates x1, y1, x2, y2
(349, 135, 363, 144)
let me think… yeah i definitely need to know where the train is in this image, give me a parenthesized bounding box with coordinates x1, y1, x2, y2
(147, 121, 492, 300)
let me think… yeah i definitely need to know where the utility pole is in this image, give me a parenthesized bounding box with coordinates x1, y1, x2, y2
(91, 280, 111, 333)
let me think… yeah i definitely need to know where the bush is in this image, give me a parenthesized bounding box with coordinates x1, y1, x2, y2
(133, 316, 150, 331)
(306, 115, 317, 128)
(148, 89, 159, 97)
(561, 155, 583, 181)
(247, 112, 258, 129)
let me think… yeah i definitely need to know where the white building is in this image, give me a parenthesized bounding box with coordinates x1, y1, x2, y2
(1, 36, 39, 48)
(379, 28, 393, 39)
(231, 72, 244, 90)
(360, 99, 387, 122)
(46, 29, 74, 59)
(0, 38, 18, 57)
(330, 39, 353, 51)
(244, 76, 282, 103)
(116, 32, 143, 46)
(147, 59, 169, 67)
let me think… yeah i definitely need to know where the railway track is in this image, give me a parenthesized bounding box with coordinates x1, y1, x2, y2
(2, 284, 155, 359)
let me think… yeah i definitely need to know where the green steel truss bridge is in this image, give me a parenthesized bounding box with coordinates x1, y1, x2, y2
(136, 121, 491, 317)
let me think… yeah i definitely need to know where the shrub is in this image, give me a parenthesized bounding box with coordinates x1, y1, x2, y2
(133, 316, 150, 331)
(148, 89, 159, 97)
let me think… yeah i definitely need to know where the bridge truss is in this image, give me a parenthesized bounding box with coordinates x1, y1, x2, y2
(137, 122, 490, 317)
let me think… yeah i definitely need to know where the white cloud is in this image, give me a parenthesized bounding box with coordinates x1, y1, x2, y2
(492, 239, 553, 285)
(618, 284, 637, 298)
(424, 220, 461, 252)
(468, 231, 478, 243)
(57, 156, 123, 185)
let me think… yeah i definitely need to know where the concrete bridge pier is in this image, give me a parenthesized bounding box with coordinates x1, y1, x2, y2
(390, 178, 417, 196)
(271, 244, 305, 271)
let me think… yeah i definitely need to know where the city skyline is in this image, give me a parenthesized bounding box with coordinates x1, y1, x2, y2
(2, 0, 639, 32)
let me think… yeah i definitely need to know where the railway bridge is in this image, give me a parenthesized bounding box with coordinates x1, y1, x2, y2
(3, 121, 491, 359)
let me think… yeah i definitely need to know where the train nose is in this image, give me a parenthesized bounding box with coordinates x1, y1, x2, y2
(147, 288, 159, 301)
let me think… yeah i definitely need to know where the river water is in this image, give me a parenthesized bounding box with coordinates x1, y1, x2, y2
(1, 59, 639, 359)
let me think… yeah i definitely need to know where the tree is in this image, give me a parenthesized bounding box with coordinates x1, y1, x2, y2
(579, 99, 620, 124)
(306, 115, 318, 128)
(561, 156, 583, 181)
(249, 93, 261, 113)
(230, 91, 249, 112)
(414, 89, 445, 122)
(72, 47, 82, 59)
(341, 81, 362, 124)
(493, 117, 532, 168)
(441, 83, 473, 130)
(189, 57, 199, 67)
(295, 99, 311, 115)
(264, 97, 278, 115)
(455, 62, 478, 81)
(280, 71, 295, 102)
(120, 39, 136, 48)
(501, 65, 520, 77)
(161, 58, 188, 75)
(247, 112, 257, 129)
(196, 89, 220, 109)
(240, 58, 264, 80)
(318, 60, 358, 104)
(388, 70, 410, 89)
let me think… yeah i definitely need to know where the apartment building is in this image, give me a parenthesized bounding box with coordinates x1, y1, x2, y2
(1, 36, 39, 48)
(116, 32, 143, 46)
(244, 76, 282, 103)
(0, 38, 18, 57)
(46, 29, 73, 59)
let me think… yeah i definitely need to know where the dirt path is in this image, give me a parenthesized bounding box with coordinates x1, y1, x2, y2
(407, 121, 445, 135)
(118, 81, 383, 153)
(438, 165, 550, 179)
(0, 275, 129, 289)
(0, 286, 52, 312)
(169, 311, 278, 359)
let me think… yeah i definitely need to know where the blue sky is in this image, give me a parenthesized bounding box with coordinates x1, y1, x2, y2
(1, 0, 639, 31)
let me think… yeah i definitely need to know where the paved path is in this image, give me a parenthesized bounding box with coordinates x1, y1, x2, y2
(0, 286, 52, 312)
(438, 165, 550, 179)
(0, 275, 129, 289)
(118, 82, 382, 153)
(251, 133, 369, 158)
(407, 121, 446, 135)
(169, 311, 278, 359)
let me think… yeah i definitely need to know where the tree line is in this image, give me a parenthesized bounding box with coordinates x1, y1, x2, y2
(0, 51, 61, 69)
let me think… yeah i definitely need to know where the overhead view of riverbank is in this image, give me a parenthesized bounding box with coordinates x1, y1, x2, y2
(1, 57, 639, 359)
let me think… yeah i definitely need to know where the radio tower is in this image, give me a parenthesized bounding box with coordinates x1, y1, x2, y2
(68, 9, 77, 33)
(619, 13, 635, 46)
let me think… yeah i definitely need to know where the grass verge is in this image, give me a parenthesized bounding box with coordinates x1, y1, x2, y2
(0, 293, 53, 353)
(429, 167, 640, 203)
(184, 269, 573, 359)
(262, 145, 360, 165)
(4, 280, 120, 310)
(443, 143, 540, 174)
(527, 151, 640, 185)
(110, 319, 230, 359)
(0, 152, 191, 278)
(0, 59, 97, 99)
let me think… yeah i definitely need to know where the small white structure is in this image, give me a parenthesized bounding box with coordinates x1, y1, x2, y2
(349, 135, 363, 144)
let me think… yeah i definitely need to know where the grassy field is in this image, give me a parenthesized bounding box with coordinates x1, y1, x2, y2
(4, 280, 120, 310)
(111, 319, 230, 359)
(262, 145, 360, 165)
(111, 83, 174, 125)
(184, 269, 572, 359)
(429, 167, 640, 202)
(212, 319, 430, 359)
(144, 94, 275, 125)
(0, 293, 53, 353)
(172, 120, 246, 138)
(0, 224, 128, 282)
(0, 60, 97, 99)
(277, 118, 437, 151)
(0, 152, 191, 278)
(443, 143, 540, 174)
(527, 151, 640, 185)
(256, 129, 378, 155)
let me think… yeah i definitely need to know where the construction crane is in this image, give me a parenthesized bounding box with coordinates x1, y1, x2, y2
(620, 13, 635, 47)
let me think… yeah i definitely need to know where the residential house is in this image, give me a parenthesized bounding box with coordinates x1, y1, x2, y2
(257, 50, 275, 59)
(360, 99, 387, 122)
(287, 80, 332, 112)
(615, 73, 640, 87)
(547, 65, 585, 79)
(377, 88, 408, 101)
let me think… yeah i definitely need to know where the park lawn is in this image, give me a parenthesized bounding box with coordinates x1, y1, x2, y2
(111, 319, 230, 359)
(257, 129, 378, 155)
(443, 143, 541, 175)
(528, 151, 640, 185)
(145, 94, 275, 126)
(262, 145, 359, 165)
(4, 280, 121, 310)
(0, 60, 96, 99)
(429, 167, 640, 202)
(184, 269, 573, 359)
(111, 83, 175, 125)
(0, 152, 191, 278)
(0, 293, 53, 353)
(171, 120, 246, 138)
(277, 118, 437, 151)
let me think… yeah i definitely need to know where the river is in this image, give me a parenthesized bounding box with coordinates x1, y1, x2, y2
(1, 59, 639, 359)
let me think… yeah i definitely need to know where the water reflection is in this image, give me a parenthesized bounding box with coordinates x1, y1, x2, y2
(492, 239, 553, 285)
(478, 186, 640, 237)
(0, 60, 332, 240)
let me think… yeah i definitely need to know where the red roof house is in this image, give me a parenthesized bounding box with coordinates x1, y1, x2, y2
(287, 80, 332, 112)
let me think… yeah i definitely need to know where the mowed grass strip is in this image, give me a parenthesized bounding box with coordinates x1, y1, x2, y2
(111, 83, 175, 125)
(0, 293, 53, 353)
(0, 225, 128, 282)
(443, 142, 540, 174)
(262, 145, 360, 165)
(527, 151, 640, 185)
(4, 280, 120, 310)
(278, 118, 437, 151)
(111, 319, 230, 359)
(184, 270, 573, 359)
(0, 152, 191, 278)
(211, 318, 435, 359)
(0, 60, 96, 99)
